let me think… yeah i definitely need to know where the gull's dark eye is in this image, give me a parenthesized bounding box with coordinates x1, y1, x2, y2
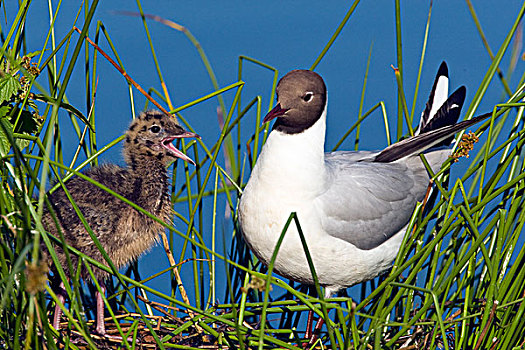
(303, 92, 314, 102)
(150, 125, 161, 133)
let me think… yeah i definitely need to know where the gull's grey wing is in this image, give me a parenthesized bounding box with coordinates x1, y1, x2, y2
(316, 151, 430, 250)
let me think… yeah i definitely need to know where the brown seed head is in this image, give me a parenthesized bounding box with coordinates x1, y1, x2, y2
(450, 131, 479, 162)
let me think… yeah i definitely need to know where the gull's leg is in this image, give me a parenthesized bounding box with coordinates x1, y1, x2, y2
(305, 310, 314, 339)
(95, 279, 106, 335)
(304, 311, 326, 347)
(305, 288, 333, 347)
(94, 280, 134, 342)
(52, 281, 67, 330)
(309, 317, 325, 345)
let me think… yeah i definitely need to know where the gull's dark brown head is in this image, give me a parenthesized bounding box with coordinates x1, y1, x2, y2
(124, 110, 198, 166)
(264, 70, 327, 134)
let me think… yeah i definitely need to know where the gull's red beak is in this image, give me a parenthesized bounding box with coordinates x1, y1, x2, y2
(263, 103, 289, 124)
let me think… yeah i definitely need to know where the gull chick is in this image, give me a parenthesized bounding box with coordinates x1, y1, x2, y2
(42, 110, 198, 336)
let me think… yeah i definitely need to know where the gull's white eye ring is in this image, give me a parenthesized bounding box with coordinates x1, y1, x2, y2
(303, 92, 314, 102)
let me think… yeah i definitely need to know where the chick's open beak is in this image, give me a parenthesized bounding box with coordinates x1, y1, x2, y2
(162, 131, 200, 165)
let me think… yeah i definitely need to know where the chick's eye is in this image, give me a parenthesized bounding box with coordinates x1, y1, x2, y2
(303, 92, 314, 102)
(150, 125, 161, 133)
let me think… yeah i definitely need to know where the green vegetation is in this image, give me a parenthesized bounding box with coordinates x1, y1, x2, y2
(1, 1, 524, 349)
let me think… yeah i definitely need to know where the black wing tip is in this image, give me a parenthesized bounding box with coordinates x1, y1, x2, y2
(437, 61, 449, 79)
(420, 86, 466, 136)
(420, 85, 467, 135)
(421, 61, 451, 128)
(449, 85, 467, 106)
(470, 111, 493, 123)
